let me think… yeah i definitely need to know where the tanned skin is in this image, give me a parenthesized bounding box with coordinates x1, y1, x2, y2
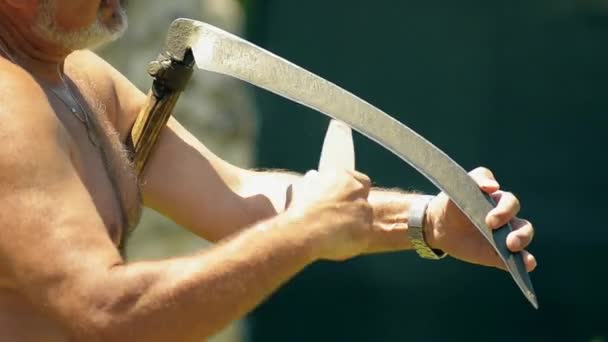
(0, 1, 536, 341)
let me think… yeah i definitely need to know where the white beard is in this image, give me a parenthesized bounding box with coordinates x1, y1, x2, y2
(34, 0, 128, 51)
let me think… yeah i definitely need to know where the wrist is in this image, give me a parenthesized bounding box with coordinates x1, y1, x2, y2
(407, 194, 447, 260)
(423, 197, 439, 250)
(282, 207, 324, 263)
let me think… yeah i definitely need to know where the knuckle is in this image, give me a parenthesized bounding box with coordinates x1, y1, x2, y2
(352, 176, 364, 188)
(497, 191, 519, 210)
(346, 179, 364, 194)
(495, 210, 511, 220)
(507, 192, 521, 209)
(360, 174, 372, 189)
(522, 220, 534, 234)
(350, 170, 372, 187)
(472, 166, 494, 179)
(354, 197, 370, 207)
(495, 190, 506, 197)
(354, 199, 373, 217)
(362, 202, 374, 218)
(350, 179, 370, 196)
(526, 220, 534, 232)
(515, 217, 528, 226)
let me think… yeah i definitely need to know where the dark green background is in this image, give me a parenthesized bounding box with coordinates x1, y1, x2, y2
(246, 1, 608, 341)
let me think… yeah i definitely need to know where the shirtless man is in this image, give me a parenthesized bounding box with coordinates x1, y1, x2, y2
(0, 1, 537, 341)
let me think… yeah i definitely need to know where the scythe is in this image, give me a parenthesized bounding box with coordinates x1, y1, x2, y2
(128, 18, 537, 308)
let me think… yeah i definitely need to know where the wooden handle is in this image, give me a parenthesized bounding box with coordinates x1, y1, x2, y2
(128, 51, 195, 177)
(130, 88, 182, 176)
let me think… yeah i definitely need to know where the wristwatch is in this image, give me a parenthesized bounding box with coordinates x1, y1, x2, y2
(407, 195, 448, 260)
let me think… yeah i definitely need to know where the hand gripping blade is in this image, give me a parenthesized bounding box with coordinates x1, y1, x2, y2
(182, 19, 537, 308)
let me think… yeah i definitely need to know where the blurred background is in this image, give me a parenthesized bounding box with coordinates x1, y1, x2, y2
(100, 0, 608, 341)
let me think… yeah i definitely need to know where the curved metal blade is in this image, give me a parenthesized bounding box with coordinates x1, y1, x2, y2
(186, 19, 537, 308)
(319, 120, 355, 173)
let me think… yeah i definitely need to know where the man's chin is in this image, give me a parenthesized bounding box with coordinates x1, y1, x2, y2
(83, 10, 128, 50)
(88, 24, 127, 50)
(86, 31, 125, 51)
(44, 21, 127, 52)
(34, 0, 128, 52)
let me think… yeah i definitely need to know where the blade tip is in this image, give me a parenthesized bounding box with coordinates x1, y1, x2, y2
(528, 294, 539, 310)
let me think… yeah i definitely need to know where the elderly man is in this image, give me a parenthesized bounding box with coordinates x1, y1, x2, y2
(0, 1, 536, 341)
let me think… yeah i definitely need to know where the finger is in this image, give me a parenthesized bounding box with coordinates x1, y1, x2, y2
(348, 170, 372, 191)
(490, 250, 537, 273)
(522, 250, 538, 272)
(469, 167, 500, 193)
(304, 170, 319, 179)
(460, 232, 537, 272)
(475, 238, 508, 271)
(470, 166, 496, 180)
(506, 218, 534, 252)
(486, 191, 521, 229)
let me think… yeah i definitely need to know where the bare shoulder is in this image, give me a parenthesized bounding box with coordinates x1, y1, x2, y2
(0, 58, 46, 109)
(65, 50, 121, 126)
(66, 49, 118, 87)
(66, 50, 147, 140)
(0, 61, 67, 160)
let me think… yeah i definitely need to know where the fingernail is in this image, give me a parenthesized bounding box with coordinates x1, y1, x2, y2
(484, 180, 499, 188)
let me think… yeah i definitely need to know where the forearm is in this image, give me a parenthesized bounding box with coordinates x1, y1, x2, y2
(143, 118, 417, 244)
(100, 179, 420, 340)
(66, 212, 316, 341)
(149, 122, 428, 248)
(236, 168, 302, 218)
(364, 188, 424, 254)
(239, 172, 429, 255)
(142, 119, 303, 242)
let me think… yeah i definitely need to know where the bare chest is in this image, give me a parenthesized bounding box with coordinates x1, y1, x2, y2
(53, 76, 141, 247)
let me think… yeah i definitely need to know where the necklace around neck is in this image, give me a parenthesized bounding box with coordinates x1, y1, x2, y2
(0, 42, 99, 147)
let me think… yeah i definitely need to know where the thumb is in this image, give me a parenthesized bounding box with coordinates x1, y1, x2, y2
(304, 170, 319, 179)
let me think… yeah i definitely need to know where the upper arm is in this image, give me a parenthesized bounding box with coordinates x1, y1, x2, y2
(83, 50, 244, 188)
(0, 72, 122, 321)
(88, 51, 262, 240)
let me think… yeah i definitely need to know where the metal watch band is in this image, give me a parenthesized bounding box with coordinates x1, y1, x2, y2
(408, 195, 448, 260)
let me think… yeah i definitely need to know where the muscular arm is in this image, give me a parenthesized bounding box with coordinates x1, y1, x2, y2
(141, 118, 300, 241)
(0, 75, 320, 341)
(92, 52, 417, 245)
(102, 51, 530, 264)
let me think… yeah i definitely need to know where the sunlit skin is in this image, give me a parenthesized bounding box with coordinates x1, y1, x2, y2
(0, 1, 536, 341)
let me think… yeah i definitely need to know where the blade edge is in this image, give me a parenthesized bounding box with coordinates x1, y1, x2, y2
(190, 21, 537, 306)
